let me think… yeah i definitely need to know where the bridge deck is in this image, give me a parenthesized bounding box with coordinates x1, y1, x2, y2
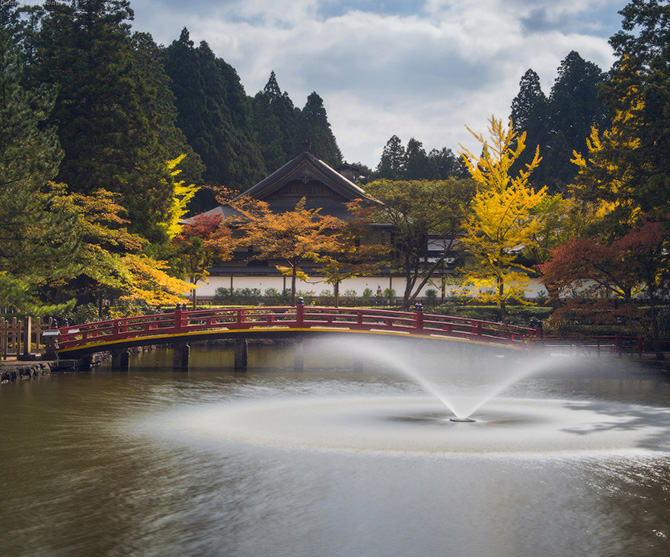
(54, 305, 539, 357)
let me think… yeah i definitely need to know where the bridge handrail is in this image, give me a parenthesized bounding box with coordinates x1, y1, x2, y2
(56, 306, 539, 351)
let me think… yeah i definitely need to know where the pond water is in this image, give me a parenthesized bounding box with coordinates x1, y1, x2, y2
(1, 341, 669, 557)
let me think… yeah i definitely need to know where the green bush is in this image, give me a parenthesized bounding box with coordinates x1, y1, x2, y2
(318, 289, 334, 305)
(361, 288, 373, 305)
(264, 288, 291, 305)
(424, 289, 438, 307)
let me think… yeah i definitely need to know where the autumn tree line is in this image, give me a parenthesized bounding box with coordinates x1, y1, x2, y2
(1, 0, 669, 341)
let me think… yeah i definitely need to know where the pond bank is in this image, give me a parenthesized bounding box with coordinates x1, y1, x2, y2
(0, 358, 59, 383)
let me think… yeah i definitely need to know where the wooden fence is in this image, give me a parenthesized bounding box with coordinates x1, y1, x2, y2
(0, 317, 53, 359)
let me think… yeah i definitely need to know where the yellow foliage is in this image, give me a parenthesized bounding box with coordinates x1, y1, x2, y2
(114, 254, 191, 313)
(160, 155, 201, 239)
(459, 116, 547, 313)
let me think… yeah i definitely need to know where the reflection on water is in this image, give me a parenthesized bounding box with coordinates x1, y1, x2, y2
(0, 343, 669, 557)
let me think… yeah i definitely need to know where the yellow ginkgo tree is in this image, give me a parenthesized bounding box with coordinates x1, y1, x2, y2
(160, 155, 201, 239)
(459, 116, 547, 318)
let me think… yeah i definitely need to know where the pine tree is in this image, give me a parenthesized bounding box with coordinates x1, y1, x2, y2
(603, 0, 670, 218)
(252, 71, 300, 172)
(376, 135, 406, 179)
(0, 0, 79, 309)
(31, 0, 173, 240)
(299, 92, 342, 167)
(164, 29, 266, 196)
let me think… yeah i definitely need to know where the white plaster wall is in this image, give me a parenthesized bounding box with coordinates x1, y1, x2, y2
(191, 275, 548, 300)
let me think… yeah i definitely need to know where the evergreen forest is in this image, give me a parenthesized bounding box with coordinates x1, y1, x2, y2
(1, 0, 669, 344)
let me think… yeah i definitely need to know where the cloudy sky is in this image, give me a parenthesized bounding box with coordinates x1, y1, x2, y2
(45, 0, 632, 167)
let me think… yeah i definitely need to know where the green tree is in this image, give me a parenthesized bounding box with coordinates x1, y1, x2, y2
(427, 147, 468, 179)
(252, 71, 300, 172)
(602, 0, 670, 218)
(131, 31, 205, 189)
(459, 116, 547, 318)
(509, 53, 609, 193)
(0, 0, 79, 312)
(30, 0, 174, 240)
(164, 29, 266, 197)
(362, 179, 475, 310)
(545, 51, 610, 189)
(404, 138, 434, 180)
(510, 69, 549, 188)
(299, 92, 342, 167)
(376, 135, 406, 179)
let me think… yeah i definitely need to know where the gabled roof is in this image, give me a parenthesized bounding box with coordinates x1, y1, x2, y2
(239, 149, 371, 205)
(187, 148, 376, 222)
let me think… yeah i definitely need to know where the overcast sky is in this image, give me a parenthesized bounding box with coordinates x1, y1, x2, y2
(34, 0, 630, 167)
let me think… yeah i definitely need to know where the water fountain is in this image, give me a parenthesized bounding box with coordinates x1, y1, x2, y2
(147, 337, 670, 457)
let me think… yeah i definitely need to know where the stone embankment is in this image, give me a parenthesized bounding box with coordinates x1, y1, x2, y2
(0, 359, 59, 384)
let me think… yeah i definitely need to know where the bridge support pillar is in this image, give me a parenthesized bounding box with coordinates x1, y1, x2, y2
(173, 343, 190, 370)
(234, 337, 248, 372)
(294, 336, 304, 372)
(111, 349, 130, 371)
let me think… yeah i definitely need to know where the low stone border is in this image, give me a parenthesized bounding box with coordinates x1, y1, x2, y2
(0, 360, 58, 384)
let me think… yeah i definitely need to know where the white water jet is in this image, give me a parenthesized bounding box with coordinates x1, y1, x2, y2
(308, 336, 561, 421)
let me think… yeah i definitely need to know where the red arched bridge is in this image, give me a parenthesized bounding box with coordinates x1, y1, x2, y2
(52, 304, 541, 370)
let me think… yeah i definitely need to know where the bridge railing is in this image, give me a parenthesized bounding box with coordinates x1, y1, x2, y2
(56, 305, 539, 352)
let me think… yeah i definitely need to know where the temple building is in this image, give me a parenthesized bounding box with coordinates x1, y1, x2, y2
(189, 145, 459, 301)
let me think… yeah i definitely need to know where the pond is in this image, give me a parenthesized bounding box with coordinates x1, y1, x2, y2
(1, 340, 669, 556)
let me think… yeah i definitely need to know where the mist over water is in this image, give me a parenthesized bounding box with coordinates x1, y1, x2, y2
(302, 335, 570, 420)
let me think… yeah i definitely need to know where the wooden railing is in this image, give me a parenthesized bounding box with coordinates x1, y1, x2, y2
(0, 316, 52, 359)
(55, 305, 540, 353)
(532, 334, 670, 360)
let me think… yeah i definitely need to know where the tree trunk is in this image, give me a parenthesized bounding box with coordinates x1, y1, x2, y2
(333, 281, 340, 307)
(497, 276, 505, 320)
(291, 268, 297, 306)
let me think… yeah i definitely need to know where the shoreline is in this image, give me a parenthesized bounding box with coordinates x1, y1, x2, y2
(0, 358, 59, 384)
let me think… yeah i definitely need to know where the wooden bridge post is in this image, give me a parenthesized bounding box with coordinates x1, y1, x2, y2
(173, 343, 190, 370)
(296, 297, 305, 327)
(414, 302, 424, 331)
(234, 336, 248, 372)
(111, 349, 130, 371)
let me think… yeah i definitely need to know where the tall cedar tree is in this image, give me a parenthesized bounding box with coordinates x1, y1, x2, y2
(459, 116, 547, 318)
(31, 0, 173, 240)
(602, 0, 670, 218)
(252, 71, 300, 172)
(509, 52, 609, 192)
(0, 0, 79, 311)
(131, 32, 205, 189)
(376, 135, 405, 179)
(299, 92, 342, 168)
(163, 29, 265, 201)
(375, 136, 467, 181)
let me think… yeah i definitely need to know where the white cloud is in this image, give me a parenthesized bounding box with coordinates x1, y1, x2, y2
(129, 0, 620, 167)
